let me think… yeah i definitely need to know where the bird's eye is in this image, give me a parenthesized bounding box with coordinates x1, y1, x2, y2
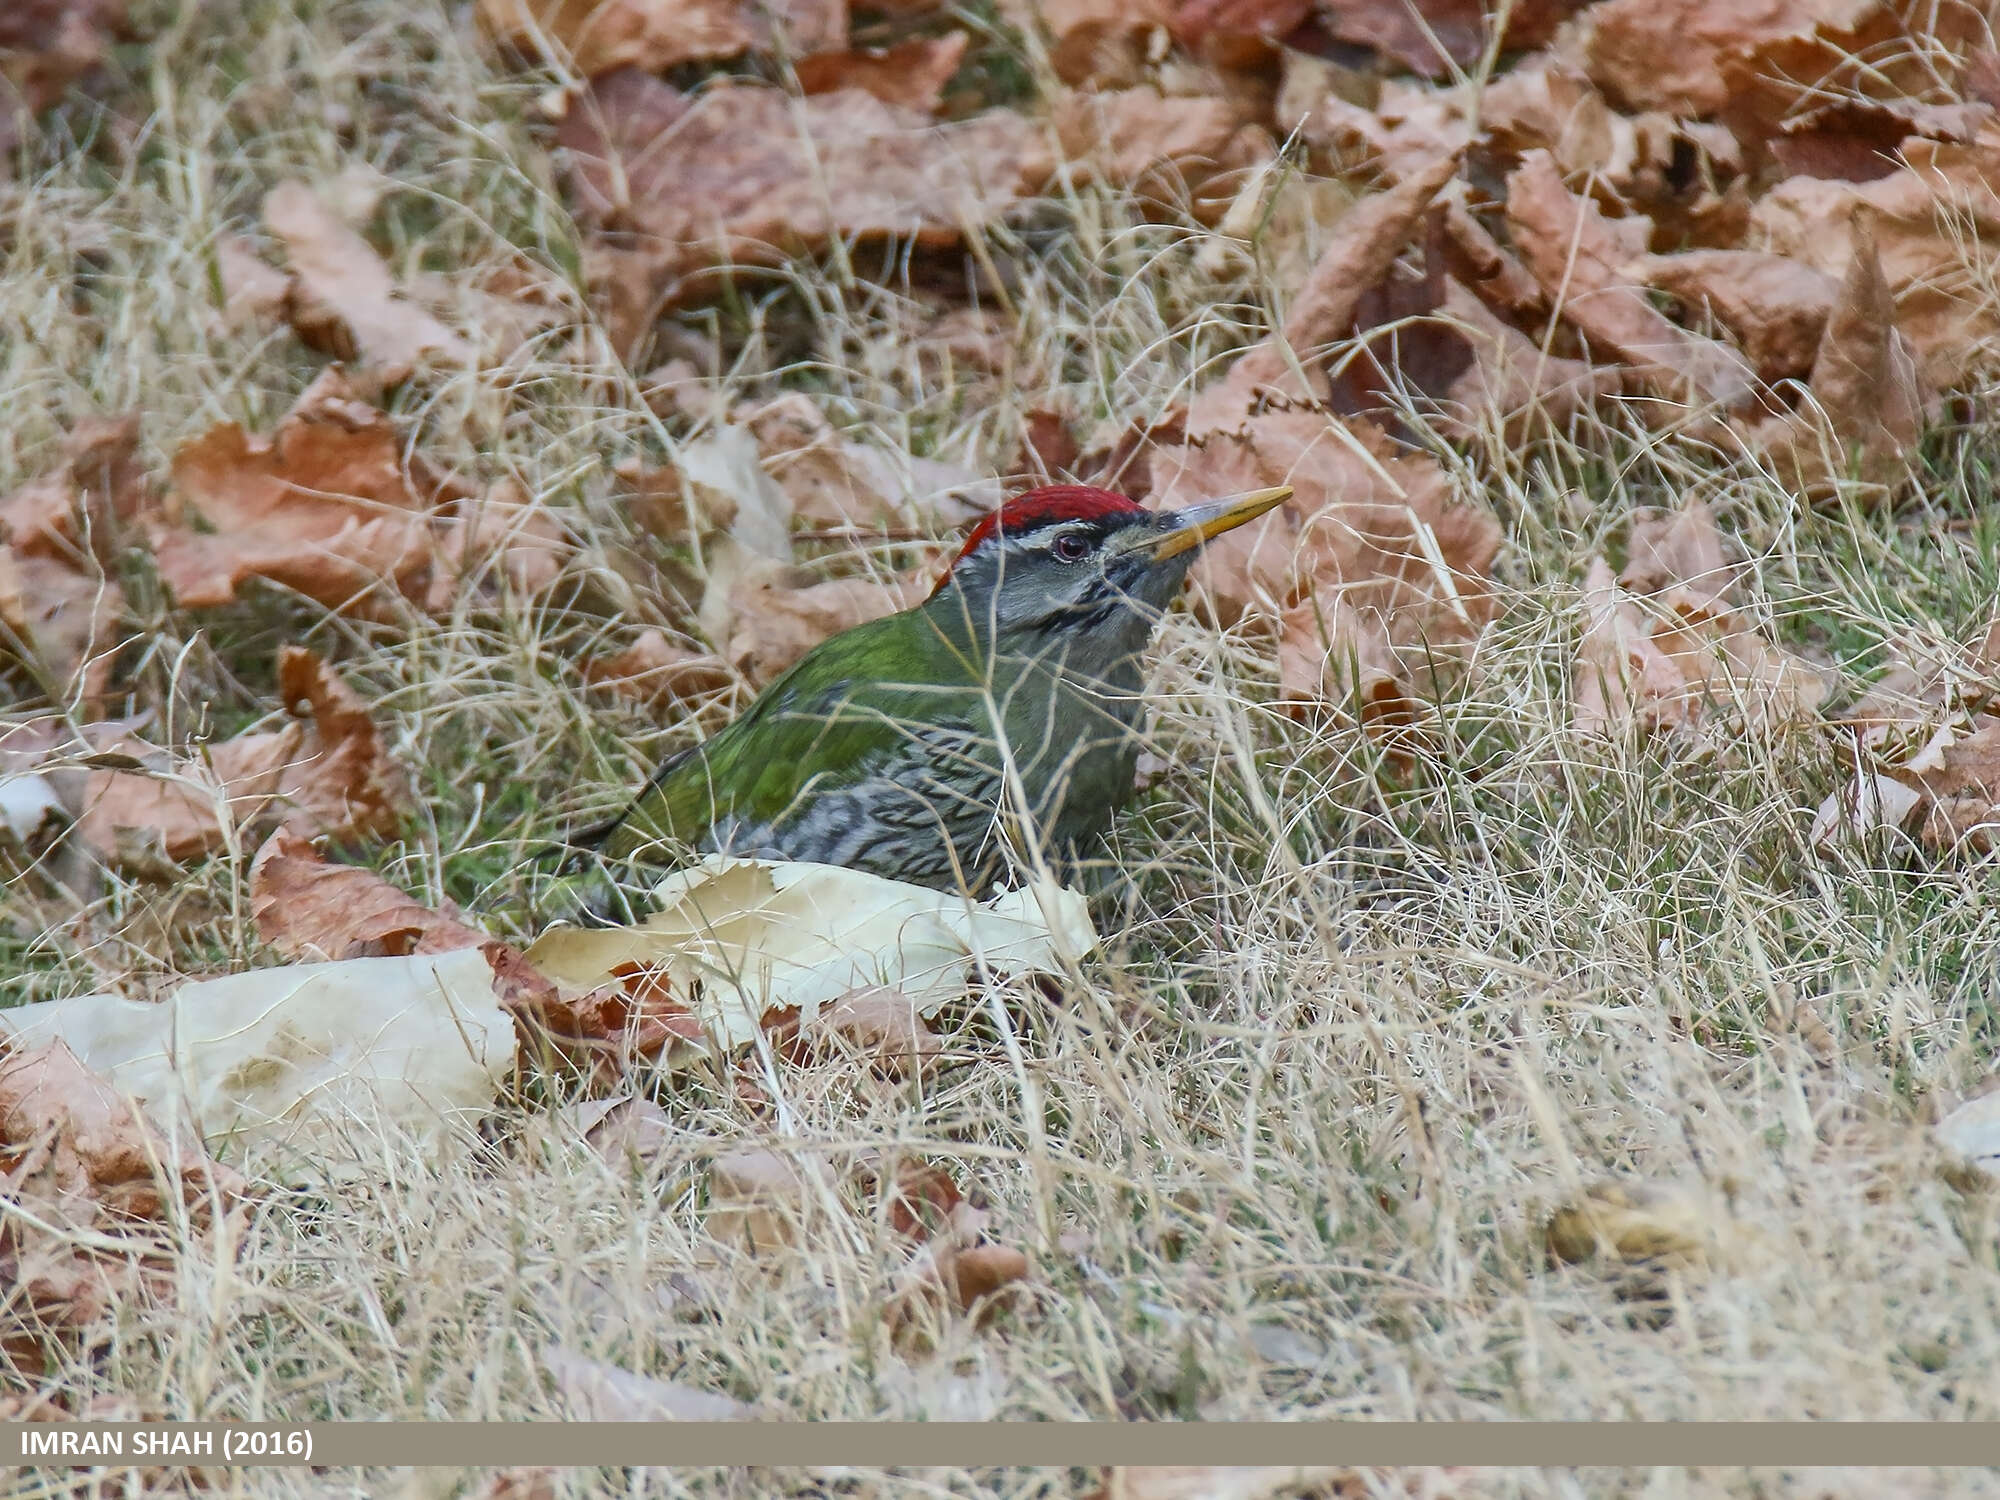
(1051, 533, 1090, 563)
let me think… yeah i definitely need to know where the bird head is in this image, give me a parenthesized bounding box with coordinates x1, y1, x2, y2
(926, 483, 1293, 649)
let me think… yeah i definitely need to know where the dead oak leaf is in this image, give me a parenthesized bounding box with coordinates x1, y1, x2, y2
(151, 378, 459, 615)
(262, 180, 473, 380)
(1737, 220, 1931, 499)
(721, 562, 930, 688)
(249, 829, 490, 961)
(1037, 0, 1176, 89)
(581, 629, 733, 702)
(1505, 150, 1757, 414)
(1572, 505, 1829, 740)
(479, 0, 844, 77)
(0, 1, 127, 164)
(70, 646, 411, 865)
(0, 544, 123, 704)
(0, 1038, 244, 1373)
(795, 33, 970, 115)
(0, 414, 146, 563)
(1624, 249, 1835, 383)
(1748, 133, 2000, 389)
(558, 72, 1050, 345)
(1151, 407, 1500, 723)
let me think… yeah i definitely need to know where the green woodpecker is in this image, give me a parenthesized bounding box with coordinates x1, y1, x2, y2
(575, 483, 1293, 893)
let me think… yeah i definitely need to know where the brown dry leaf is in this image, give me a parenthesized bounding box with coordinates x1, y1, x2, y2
(213, 236, 292, 330)
(722, 562, 929, 688)
(1151, 405, 1500, 721)
(70, 646, 411, 865)
(707, 1147, 829, 1254)
(0, 414, 146, 562)
(262, 180, 473, 379)
(795, 33, 970, 114)
(1579, 0, 1917, 121)
(1039, 0, 1176, 89)
(1816, 619, 2000, 852)
(1193, 152, 1461, 422)
(1738, 221, 1931, 497)
(479, 0, 843, 77)
(736, 393, 912, 529)
(0, 1, 127, 164)
(801, 986, 944, 1079)
(1050, 88, 1271, 219)
(0, 1038, 244, 1373)
(0, 544, 123, 703)
(1309, 0, 1585, 78)
(470, 1471, 557, 1500)
(427, 478, 571, 609)
(1624, 250, 1836, 382)
(558, 73, 1050, 347)
(146, 372, 531, 618)
(581, 629, 733, 701)
(1505, 151, 1756, 413)
(1750, 133, 2000, 388)
(1572, 506, 1829, 740)
(249, 829, 489, 961)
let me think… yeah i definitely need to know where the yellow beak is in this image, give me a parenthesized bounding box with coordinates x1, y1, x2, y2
(1147, 485, 1294, 562)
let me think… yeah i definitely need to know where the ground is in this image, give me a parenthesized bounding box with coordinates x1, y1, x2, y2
(3, 1, 2000, 1497)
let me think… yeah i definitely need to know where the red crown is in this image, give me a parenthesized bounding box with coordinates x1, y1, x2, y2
(931, 485, 1144, 596)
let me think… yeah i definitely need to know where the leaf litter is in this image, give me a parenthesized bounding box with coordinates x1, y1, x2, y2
(9, 0, 2000, 1412)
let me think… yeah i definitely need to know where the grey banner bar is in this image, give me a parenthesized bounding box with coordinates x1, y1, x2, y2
(4, 1423, 1999, 1468)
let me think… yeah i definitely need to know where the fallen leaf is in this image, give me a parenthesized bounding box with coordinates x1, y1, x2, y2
(150, 373, 470, 615)
(801, 986, 944, 1079)
(213, 236, 292, 330)
(69, 646, 410, 864)
(524, 856, 1095, 1052)
(1936, 1088, 2000, 1185)
(479, 0, 843, 77)
(1748, 130, 2000, 387)
(736, 393, 915, 530)
(1192, 152, 1461, 421)
(0, 544, 123, 702)
(0, 1037, 244, 1372)
(1307, 0, 1586, 78)
(581, 629, 733, 701)
(262, 179, 472, 378)
(1579, 0, 1908, 120)
(0, 948, 513, 1174)
(1150, 407, 1500, 720)
(1050, 88, 1271, 219)
(1039, 0, 1176, 88)
(565, 1093, 672, 1164)
(0, 414, 145, 562)
(1571, 506, 1829, 739)
(539, 1344, 761, 1421)
(1546, 1178, 1739, 1277)
(249, 829, 488, 961)
(795, 33, 970, 115)
(469, 1470, 557, 1500)
(558, 72, 1050, 346)
(1624, 250, 1836, 382)
(0, 1, 128, 165)
(426, 478, 571, 607)
(707, 1146, 828, 1254)
(1505, 150, 1756, 413)
(1738, 220, 1932, 497)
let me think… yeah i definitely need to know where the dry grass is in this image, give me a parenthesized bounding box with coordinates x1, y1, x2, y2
(6, 1, 2000, 1495)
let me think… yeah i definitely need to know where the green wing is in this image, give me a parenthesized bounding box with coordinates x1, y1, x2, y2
(588, 608, 978, 862)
